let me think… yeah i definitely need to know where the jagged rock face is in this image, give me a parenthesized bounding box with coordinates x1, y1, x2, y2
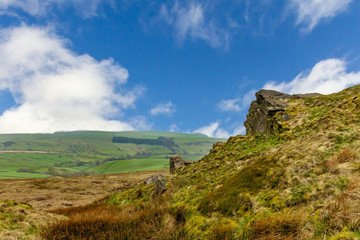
(244, 89, 321, 136)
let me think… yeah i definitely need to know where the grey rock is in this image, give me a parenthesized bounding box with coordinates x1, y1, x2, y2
(170, 155, 193, 174)
(144, 174, 168, 195)
(144, 174, 166, 185)
(244, 89, 321, 136)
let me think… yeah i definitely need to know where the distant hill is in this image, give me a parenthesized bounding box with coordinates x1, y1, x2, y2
(0, 131, 225, 179)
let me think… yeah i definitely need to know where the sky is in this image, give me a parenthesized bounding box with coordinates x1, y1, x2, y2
(0, 0, 360, 138)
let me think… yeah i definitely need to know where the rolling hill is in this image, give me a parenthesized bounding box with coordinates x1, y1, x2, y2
(0, 131, 225, 179)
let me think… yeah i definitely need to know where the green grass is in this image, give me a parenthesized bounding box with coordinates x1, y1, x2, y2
(0, 169, 51, 179)
(0, 131, 225, 179)
(90, 156, 170, 174)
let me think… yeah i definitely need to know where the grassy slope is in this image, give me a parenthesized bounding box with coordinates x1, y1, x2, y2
(0, 131, 224, 179)
(91, 156, 170, 174)
(100, 85, 360, 239)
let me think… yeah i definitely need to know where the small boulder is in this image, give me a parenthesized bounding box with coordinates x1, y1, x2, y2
(144, 174, 168, 195)
(170, 155, 193, 174)
(154, 178, 167, 195)
(144, 174, 166, 185)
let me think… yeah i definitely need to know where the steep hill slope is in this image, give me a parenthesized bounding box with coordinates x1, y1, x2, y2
(0, 131, 224, 179)
(43, 85, 360, 239)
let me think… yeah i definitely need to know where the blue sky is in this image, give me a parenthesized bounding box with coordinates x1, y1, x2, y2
(0, 0, 360, 137)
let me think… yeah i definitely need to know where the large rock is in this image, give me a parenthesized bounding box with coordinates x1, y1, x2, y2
(244, 89, 321, 136)
(170, 155, 192, 174)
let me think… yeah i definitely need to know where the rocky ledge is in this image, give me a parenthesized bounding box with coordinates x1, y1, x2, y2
(244, 89, 321, 136)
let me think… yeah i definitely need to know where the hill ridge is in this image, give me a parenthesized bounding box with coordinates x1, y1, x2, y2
(105, 84, 360, 239)
(0, 131, 224, 179)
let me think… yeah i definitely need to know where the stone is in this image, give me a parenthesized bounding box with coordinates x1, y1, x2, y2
(154, 177, 167, 195)
(144, 174, 168, 195)
(244, 89, 321, 136)
(170, 154, 192, 174)
(144, 174, 166, 185)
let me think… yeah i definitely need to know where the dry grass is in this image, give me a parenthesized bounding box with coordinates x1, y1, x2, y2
(245, 209, 307, 240)
(326, 148, 358, 173)
(318, 174, 360, 236)
(336, 148, 359, 163)
(0, 170, 168, 211)
(41, 196, 187, 240)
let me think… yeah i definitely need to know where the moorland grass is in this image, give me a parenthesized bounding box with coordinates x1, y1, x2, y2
(41, 196, 187, 240)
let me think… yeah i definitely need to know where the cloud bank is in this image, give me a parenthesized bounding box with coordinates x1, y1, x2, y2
(289, 0, 353, 32)
(264, 58, 360, 94)
(0, 25, 144, 133)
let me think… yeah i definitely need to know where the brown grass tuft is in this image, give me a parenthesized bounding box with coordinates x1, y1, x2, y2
(318, 174, 360, 236)
(209, 221, 236, 240)
(245, 209, 307, 240)
(336, 148, 358, 163)
(326, 148, 358, 173)
(41, 197, 187, 240)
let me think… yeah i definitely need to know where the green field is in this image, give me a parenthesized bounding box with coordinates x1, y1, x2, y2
(0, 131, 225, 179)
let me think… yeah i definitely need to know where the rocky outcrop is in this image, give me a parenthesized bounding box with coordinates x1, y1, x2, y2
(170, 155, 193, 174)
(244, 89, 321, 136)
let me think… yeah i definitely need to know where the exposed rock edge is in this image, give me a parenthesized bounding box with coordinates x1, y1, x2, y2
(244, 89, 321, 136)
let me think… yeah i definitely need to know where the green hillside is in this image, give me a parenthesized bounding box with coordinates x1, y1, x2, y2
(43, 85, 360, 239)
(0, 131, 224, 179)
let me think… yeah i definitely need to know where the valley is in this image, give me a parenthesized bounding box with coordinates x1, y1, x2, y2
(0, 131, 224, 179)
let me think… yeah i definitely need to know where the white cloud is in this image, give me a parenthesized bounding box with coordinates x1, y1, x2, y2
(288, 0, 353, 32)
(232, 125, 246, 136)
(160, 1, 230, 48)
(129, 116, 153, 131)
(193, 121, 246, 138)
(150, 102, 176, 116)
(217, 98, 242, 112)
(169, 123, 179, 132)
(264, 58, 360, 95)
(193, 122, 230, 138)
(0, 0, 114, 18)
(217, 89, 256, 112)
(0, 25, 144, 133)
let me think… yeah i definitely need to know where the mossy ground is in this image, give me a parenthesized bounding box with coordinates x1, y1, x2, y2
(0, 199, 65, 240)
(41, 85, 360, 239)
